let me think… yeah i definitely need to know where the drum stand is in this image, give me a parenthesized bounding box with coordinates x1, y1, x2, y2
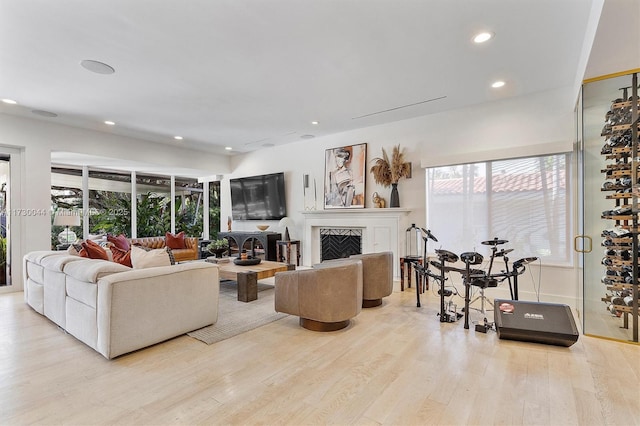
(412, 230, 439, 308)
(432, 249, 459, 322)
(460, 252, 484, 329)
(469, 288, 494, 314)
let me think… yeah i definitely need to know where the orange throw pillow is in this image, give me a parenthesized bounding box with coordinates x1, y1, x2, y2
(80, 239, 109, 260)
(110, 246, 132, 268)
(165, 231, 186, 249)
(107, 233, 130, 251)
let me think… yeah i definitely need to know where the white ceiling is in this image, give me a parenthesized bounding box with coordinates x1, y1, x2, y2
(1, 0, 599, 158)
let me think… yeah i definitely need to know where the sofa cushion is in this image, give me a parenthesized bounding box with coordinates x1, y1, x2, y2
(107, 233, 130, 251)
(24, 250, 63, 264)
(65, 297, 98, 350)
(63, 258, 131, 283)
(131, 246, 172, 269)
(25, 278, 44, 314)
(165, 231, 186, 249)
(26, 259, 45, 284)
(67, 243, 83, 256)
(40, 253, 84, 272)
(80, 239, 109, 260)
(110, 246, 132, 268)
(66, 276, 98, 308)
(70, 243, 115, 262)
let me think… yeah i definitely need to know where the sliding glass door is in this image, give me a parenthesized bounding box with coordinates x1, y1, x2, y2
(0, 155, 10, 288)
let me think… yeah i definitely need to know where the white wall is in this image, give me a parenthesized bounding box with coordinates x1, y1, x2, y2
(0, 113, 231, 291)
(224, 86, 580, 306)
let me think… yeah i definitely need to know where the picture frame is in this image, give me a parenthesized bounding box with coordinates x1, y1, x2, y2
(324, 143, 367, 209)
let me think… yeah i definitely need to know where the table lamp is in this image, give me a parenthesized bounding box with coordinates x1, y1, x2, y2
(53, 209, 81, 244)
(278, 216, 294, 241)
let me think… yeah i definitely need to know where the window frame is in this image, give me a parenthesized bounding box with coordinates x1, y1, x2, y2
(425, 153, 573, 267)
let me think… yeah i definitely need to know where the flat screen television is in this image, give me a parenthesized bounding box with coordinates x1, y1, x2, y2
(230, 172, 287, 220)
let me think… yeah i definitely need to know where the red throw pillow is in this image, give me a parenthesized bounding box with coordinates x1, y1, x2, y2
(165, 231, 186, 249)
(110, 246, 132, 267)
(107, 233, 130, 251)
(81, 239, 109, 260)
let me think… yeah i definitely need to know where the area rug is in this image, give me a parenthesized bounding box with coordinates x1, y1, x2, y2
(187, 280, 288, 345)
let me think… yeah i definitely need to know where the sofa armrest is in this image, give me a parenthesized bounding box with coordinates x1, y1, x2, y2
(184, 237, 199, 250)
(96, 262, 219, 359)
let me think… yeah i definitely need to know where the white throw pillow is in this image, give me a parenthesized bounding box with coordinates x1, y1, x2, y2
(130, 245, 172, 269)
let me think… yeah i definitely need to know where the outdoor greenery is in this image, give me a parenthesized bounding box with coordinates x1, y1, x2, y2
(89, 190, 133, 236)
(51, 175, 221, 248)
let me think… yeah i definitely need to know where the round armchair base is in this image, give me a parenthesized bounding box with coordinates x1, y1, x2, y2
(362, 298, 383, 308)
(299, 318, 350, 332)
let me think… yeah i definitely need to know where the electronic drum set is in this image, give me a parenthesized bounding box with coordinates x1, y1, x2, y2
(413, 232, 538, 329)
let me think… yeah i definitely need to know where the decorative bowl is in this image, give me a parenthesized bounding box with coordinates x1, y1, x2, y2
(256, 225, 269, 231)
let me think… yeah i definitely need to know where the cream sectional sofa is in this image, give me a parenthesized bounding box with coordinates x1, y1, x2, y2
(23, 251, 219, 359)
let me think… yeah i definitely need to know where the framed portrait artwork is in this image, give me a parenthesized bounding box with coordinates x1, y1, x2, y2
(324, 143, 367, 209)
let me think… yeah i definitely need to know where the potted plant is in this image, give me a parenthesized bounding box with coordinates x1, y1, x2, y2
(370, 144, 411, 207)
(206, 238, 229, 258)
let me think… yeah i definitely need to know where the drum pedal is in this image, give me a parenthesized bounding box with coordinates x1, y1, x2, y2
(475, 318, 493, 333)
(475, 323, 489, 333)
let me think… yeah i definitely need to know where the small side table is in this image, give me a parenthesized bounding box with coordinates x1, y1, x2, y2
(276, 240, 301, 266)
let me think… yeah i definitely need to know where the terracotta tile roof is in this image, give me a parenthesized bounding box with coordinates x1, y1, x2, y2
(430, 170, 565, 194)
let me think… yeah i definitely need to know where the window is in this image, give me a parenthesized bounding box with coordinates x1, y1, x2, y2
(175, 179, 203, 238)
(51, 167, 221, 245)
(426, 154, 570, 265)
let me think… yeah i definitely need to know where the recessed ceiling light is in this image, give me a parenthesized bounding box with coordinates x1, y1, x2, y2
(473, 32, 494, 43)
(300, 134, 315, 139)
(174, 136, 183, 140)
(311, 121, 319, 125)
(1, 99, 17, 105)
(491, 80, 506, 88)
(32, 109, 58, 118)
(104, 120, 115, 126)
(225, 146, 233, 151)
(80, 60, 115, 75)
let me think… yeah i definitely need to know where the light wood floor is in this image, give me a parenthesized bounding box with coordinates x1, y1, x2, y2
(1, 284, 638, 426)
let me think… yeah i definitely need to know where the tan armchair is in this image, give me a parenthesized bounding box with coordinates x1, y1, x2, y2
(350, 251, 393, 307)
(275, 259, 363, 331)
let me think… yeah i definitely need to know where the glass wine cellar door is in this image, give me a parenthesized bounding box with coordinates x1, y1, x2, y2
(581, 70, 639, 343)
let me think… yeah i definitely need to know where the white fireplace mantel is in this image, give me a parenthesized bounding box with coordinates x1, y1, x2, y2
(302, 208, 411, 277)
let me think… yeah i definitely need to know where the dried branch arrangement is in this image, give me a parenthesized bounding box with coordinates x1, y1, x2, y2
(370, 145, 411, 187)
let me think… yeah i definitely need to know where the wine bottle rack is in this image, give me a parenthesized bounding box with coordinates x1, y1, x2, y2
(599, 74, 639, 342)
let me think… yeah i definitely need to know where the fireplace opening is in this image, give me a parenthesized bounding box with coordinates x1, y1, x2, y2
(320, 228, 362, 261)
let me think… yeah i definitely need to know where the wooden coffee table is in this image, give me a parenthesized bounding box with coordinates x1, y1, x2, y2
(217, 260, 294, 302)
